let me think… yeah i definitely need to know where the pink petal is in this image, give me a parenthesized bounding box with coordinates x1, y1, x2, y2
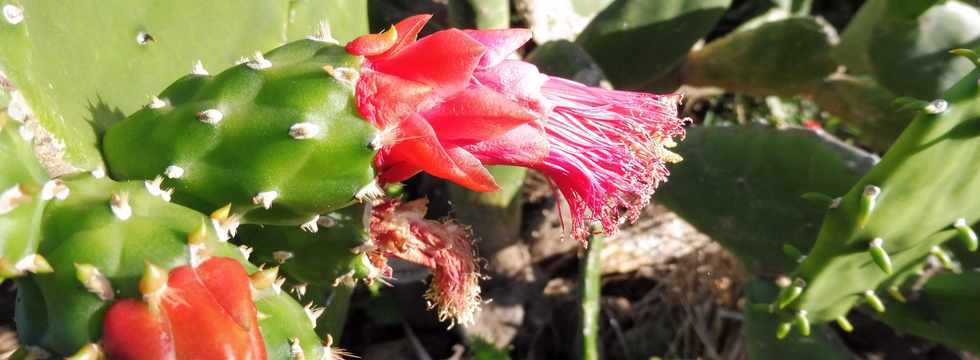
(463, 29, 532, 68)
(460, 123, 549, 167)
(474, 60, 550, 114)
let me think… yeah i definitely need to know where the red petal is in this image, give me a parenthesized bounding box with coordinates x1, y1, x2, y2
(102, 300, 176, 360)
(165, 264, 264, 359)
(461, 123, 549, 167)
(375, 14, 433, 60)
(346, 25, 399, 56)
(444, 147, 499, 192)
(356, 69, 434, 129)
(463, 29, 532, 68)
(195, 258, 265, 357)
(423, 87, 538, 144)
(377, 160, 423, 185)
(381, 114, 498, 191)
(371, 29, 486, 95)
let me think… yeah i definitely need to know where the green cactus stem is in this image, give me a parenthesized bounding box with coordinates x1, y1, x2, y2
(103, 39, 378, 226)
(775, 64, 980, 323)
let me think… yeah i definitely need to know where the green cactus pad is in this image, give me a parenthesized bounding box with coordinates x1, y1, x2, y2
(526, 40, 606, 87)
(0, 115, 51, 280)
(679, 16, 838, 97)
(103, 39, 377, 225)
(449, 0, 510, 30)
(14, 176, 322, 357)
(808, 74, 914, 152)
(255, 286, 330, 360)
(238, 205, 367, 289)
(657, 125, 876, 274)
(576, 0, 731, 91)
(783, 67, 980, 322)
(0, 1, 364, 173)
(868, 1, 980, 99)
(238, 205, 368, 339)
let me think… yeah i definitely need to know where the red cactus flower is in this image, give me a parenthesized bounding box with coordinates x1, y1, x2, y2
(367, 198, 481, 327)
(102, 257, 266, 360)
(348, 15, 687, 242)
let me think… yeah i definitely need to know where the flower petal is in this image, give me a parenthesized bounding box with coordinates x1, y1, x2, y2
(356, 68, 434, 128)
(346, 25, 399, 56)
(166, 264, 264, 359)
(379, 114, 498, 192)
(375, 157, 422, 185)
(377, 14, 433, 59)
(372, 29, 486, 95)
(194, 257, 264, 355)
(103, 258, 266, 360)
(461, 123, 550, 167)
(423, 87, 538, 144)
(463, 29, 532, 68)
(103, 300, 176, 360)
(474, 60, 550, 114)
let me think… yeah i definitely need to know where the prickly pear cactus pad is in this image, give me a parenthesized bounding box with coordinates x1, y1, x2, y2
(103, 39, 378, 226)
(869, 1, 980, 99)
(656, 125, 877, 274)
(0, 1, 367, 172)
(0, 115, 52, 281)
(776, 65, 980, 325)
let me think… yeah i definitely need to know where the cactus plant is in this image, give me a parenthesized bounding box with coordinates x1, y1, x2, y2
(103, 39, 378, 226)
(678, 15, 838, 97)
(657, 125, 877, 274)
(742, 280, 853, 359)
(0, 1, 366, 174)
(0, 114, 54, 281)
(868, 1, 980, 99)
(449, 0, 510, 30)
(576, 0, 731, 91)
(880, 272, 980, 353)
(14, 176, 323, 357)
(772, 59, 980, 329)
(237, 206, 368, 337)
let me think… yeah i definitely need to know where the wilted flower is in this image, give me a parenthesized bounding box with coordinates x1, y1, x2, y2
(367, 198, 481, 327)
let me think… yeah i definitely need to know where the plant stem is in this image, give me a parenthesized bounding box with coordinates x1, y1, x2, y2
(580, 230, 604, 360)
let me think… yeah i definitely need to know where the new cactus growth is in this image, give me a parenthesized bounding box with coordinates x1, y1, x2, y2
(772, 57, 980, 325)
(13, 176, 323, 357)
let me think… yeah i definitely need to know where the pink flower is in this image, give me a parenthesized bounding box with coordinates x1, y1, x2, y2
(348, 15, 686, 242)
